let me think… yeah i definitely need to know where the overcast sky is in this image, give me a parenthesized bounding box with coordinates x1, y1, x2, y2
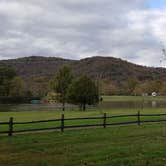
(0, 0, 166, 67)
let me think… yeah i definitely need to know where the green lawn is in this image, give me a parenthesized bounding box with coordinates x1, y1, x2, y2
(0, 124, 166, 166)
(0, 98, 166, 166)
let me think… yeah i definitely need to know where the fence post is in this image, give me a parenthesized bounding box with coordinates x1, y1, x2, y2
(137, 111, 140, 126)
(61, 114, 64, 132)
(8, 117, 13, 136)
(103, 113, 107, 128)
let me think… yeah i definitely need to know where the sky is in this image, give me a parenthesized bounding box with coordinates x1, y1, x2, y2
(148, 0, 166, 9)
(0, 0, 166, 67)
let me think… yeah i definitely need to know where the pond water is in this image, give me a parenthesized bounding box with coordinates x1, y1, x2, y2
(0, 103, 77, 112)
(0, 100, 166, 112)
(100, 100, 166, 109)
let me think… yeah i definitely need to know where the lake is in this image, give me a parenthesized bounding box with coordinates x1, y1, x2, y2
(0, 100, 166, 112)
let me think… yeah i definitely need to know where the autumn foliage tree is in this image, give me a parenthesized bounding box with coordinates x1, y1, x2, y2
(9, 76, 25, 97)
(127, 78, 139, 95)
(0, 65, 17, 96)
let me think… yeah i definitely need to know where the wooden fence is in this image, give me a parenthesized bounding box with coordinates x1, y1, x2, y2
(0, 111, 166, 136)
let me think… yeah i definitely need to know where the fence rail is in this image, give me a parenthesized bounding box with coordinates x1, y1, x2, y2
(0, 111, 166, 136)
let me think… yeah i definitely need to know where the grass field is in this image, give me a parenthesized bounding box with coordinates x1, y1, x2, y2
(0, 96, 166, 166)
(0, 124, 166, 166)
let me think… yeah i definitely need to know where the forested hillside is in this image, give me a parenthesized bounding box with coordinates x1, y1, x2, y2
(0, 56, 166, 95)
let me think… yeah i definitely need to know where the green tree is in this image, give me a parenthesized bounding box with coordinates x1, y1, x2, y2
(127, 78, 139, 95)
(31, 76, 49, 97)
(67, 75, 99, 111)
(50, 66, 73, 111)
(159, 81, 166, 95)
(143, 80, 162, 95)
(151, 80, 162, 93)
(133, 84, 143, 96)
(9, 76, 25, 97)
(0, 65, 16, 96)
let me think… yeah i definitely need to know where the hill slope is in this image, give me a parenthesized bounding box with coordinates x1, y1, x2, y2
(0, 56, 166, 81)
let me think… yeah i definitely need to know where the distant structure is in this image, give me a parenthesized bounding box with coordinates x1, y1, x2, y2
(152, 92, 157, 97)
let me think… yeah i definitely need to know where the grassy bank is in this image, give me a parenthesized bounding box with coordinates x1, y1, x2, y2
(0, 124, 166, 166)
(0, 103, 166, 165)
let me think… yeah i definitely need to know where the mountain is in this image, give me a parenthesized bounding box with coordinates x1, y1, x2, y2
(1, 56, 166, 96)
(0, 56, 74, 79)
(0, 56, 166, 82)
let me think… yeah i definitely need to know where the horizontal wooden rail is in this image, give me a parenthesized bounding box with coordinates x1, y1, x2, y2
(14, 119, 61, 125)
(0, 122, 9, 125)
(0, 131, 9, 134)
(64, 123, 103, 129)
(13, 126, 61, 133)
(140, 113, 166, 117)
(108, 114, 137, 119)
(107, 121, 140, 126)
(141, 119, 166, 123)
(64, 116, 103, 121)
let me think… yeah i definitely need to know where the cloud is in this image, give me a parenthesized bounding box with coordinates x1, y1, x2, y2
(0, 0, 166, 67)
